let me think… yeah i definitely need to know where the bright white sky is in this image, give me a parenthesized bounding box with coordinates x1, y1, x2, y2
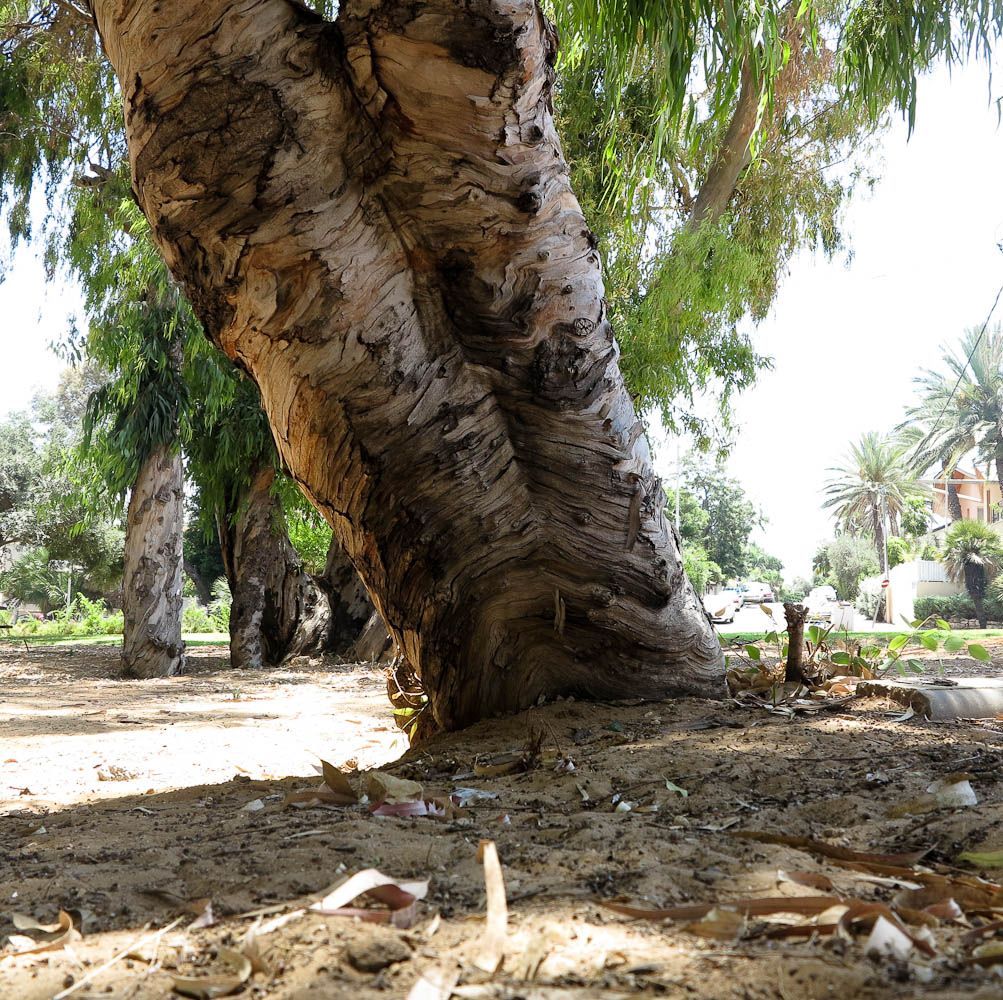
(2, 60, 1002, 583)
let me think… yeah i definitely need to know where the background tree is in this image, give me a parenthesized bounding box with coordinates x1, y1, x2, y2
(743, 542, 784, 592)
(554, 0, 893, 445)
(902, 325, 1003, 499)
(822, 431, 926, 571)
(820, 535, 879, 600)
(683, 461, 762, 580)
(941, 520, 1003, 629)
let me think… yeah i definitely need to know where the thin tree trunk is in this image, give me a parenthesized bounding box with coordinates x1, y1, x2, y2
(121, 443, 185, 677)
(221, 464, 330, 668)
(995, 445, 1003, 513)
(183, 557, 213, 607)
(947, 477, 963, 523)
(965, 563, 988, 629)
(783, 603, 809, 684)
(91, 0, 726, 729)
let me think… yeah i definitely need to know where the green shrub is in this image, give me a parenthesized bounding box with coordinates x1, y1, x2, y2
(102, 610, 124, 634)
(0, 609, 10, 627)
(182, 603, 215, 633)
(914, 595, 950, 621)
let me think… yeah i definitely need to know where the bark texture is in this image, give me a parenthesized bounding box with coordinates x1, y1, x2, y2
(220, 464, 330, 668)
(121, 444, 186, 678)
(316, 537, 376, 654)
(91, 0, 726, 728)
(947, 482, 963, 522)
(782, 602, 809, 684)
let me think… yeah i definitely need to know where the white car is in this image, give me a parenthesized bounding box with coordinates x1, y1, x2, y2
(738, 581, 772, 604)
(703, 589, 741, 624)
(805, 586, 838, 623)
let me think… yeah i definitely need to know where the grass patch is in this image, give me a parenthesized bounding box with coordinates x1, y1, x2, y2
(720, 629, 1003, 645)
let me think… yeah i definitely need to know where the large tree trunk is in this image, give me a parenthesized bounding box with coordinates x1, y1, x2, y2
(91, 0, 726, 729)
(121, 443, 186, 678)
(316, 537, 376, 654)
(219, 463, 330, 668)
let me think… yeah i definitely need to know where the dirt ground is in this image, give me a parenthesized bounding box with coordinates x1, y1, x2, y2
(2, 642, 1003, 1000)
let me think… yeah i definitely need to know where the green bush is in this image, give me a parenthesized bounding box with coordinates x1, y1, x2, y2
(913, 596, 949, 621)
(0, 609, 10, 627)
(182, 603, 215, 633)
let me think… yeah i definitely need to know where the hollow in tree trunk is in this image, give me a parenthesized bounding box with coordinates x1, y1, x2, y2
(91, 0, 726, 729)
(219, 464, 331, 668)
(121, 443, 186, 678)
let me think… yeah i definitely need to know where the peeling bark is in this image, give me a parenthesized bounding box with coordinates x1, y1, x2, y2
(121, 443, 185, 678)
(220, 463, 329, 668)
(90, 0, 726, 729)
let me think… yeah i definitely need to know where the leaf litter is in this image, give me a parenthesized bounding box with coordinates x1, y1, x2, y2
(5, 644, 1003, 998)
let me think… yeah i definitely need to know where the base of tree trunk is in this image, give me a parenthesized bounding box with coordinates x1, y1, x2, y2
(223, 465, 331, 669)
(121, 445, 186, 679)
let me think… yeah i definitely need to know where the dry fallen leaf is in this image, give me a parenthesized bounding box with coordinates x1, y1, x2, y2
(474, 840, 508, 974)
(170, 947, 252, 999)
(310, 868, 428, 928)
(865, 914, 915, 960)
(320, 758, 359, 801)
(732, 831, 928, 866)
(5, 909, 75, 954)
(367, 771, 423, 804)
(407, 963, 461, 1000)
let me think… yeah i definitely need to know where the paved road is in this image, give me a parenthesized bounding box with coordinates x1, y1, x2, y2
(714, 602, 883, 634)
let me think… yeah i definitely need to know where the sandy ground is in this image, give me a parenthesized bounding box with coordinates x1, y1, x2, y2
(2, 643, 1003, 1000)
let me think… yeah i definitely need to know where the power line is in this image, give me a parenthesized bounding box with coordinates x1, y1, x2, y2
(910, 278, 1003, 461)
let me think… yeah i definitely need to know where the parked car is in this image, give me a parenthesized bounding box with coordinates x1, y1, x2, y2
(738, 581, 772, 604)
(703, 588, 741, 624)
(762, 587, 775, 601)
(805, 586, 838, 623)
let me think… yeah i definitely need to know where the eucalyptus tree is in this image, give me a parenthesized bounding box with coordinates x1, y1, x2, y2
(554, 1, 890, 444)
(903, 325, 1003, 502)
(6, 0, 1003, 729)
(79, 275, 189, 677)
(822, 432, 927, 571)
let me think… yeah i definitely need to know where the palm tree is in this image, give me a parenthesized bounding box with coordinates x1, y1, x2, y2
(822, 432, 927, 573)
(941, 521, 1003, 629)
(903, 325, 1003, 500)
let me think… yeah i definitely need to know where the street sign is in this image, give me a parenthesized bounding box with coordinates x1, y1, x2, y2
(881, 578, 889, 589)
